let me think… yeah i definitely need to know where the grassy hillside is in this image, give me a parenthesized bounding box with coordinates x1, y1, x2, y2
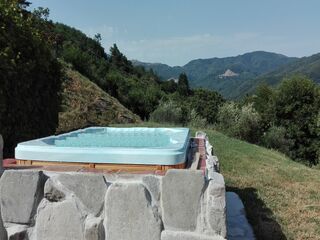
(113, 122, 320, 240)
(211, 130, 320, 240)
(57, 67, 140, 133)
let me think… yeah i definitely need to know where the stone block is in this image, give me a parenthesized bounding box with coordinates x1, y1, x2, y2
(84, 216, 104, 240)
(0, 170, 46, 224)
(0, 207, 7, 240)
(161, 169, 205, 231)
(35, 198, 85, 240)
(50, 173, 107, 216)
(6, 224, 28, 240)
(44, 178, 66, 202)
(142, 175, 161, 203)
(104, 182, 162, 240)
(204, 173, 227, 238)
(161, 230, 225, 240)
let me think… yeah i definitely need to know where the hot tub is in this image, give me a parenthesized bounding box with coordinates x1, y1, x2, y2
(15, 127, 190, 169)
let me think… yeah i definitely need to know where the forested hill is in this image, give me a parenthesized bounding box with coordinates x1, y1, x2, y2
(239, 53, 320, 95)
(133, 51, 297, 98)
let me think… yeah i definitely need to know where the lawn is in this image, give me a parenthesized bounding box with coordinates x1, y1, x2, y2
(209, 130, 320, 240)
(112, 123, 320, 240)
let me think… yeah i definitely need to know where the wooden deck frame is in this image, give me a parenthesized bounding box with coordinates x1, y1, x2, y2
(16, 159, 186, 172)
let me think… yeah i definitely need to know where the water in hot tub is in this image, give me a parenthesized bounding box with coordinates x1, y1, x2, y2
(54, 128, 171, 148)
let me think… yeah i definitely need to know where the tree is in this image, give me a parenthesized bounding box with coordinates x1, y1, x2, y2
(0, 0, 61, 157)
(273, 76, 320, 165)
(177, 73, 190, 96)
(94, 33, 102, 43)
(161, 79, 178, 93)
(109, 44, 134, 73)
(253, 83, 276, 131)
(189, 89, 225, 124)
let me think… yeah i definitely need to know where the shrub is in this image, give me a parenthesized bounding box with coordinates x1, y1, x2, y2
(217, 102, 240, 135)
(235, 103, 262, 143)
(261, 126, 293, 155)
(149, 101, 184, 124)
(217, 102, 261, 143)
(189, 109, 207, 128)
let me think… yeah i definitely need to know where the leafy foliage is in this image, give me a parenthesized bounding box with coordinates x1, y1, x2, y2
(261, 126, 293, 154)
(217, 102, 261, 143)
(272, 76, 320, 164)
(0, 0, 61, 157)
(177, 73, 190, 96)
(188, 88, 225, 124)
(149, 100, 184, 124)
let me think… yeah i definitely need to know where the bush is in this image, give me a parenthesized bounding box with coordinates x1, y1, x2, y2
(236, 103, 262, 143)
(261, 126, 293, 155)
(189, 109, 207, 128)
(217, 102, 240, 135)
(217, 102, 261, 143)
(149, 101, 184, 124)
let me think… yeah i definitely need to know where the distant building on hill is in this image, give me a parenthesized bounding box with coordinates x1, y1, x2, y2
(218, 69, 239, 78)
(166, 77, 179, 83)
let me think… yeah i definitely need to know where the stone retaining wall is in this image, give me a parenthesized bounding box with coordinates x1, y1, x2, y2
(0, 169, 226, 240)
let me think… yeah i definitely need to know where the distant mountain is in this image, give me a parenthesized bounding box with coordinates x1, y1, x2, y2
(131, 60, 184, 80)
(240, 53, 320, 95)
(133, 51, 298, 98)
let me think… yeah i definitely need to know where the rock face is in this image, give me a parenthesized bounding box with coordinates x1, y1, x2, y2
(44, 178, 66, 202)
(35, 198, 85, 240)
(48, 173, 107, 216)
(161, 169, 205, 231)
(142, 175, 161, 203)
(161, 230, 225, 240)
(6, 224, 28, 240)
(218, 69, 239, 78)
(104, 182, 162, 240)
(0, 170, 46, 224)
(84, 216, 104, 240)
(203, 173, 227, 238)
(0, 207, 7, 240)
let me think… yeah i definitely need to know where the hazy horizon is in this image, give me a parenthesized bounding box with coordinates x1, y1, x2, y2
(30, 0, 320, 66)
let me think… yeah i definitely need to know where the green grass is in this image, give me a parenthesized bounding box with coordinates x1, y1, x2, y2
(112, 122, 320, 240)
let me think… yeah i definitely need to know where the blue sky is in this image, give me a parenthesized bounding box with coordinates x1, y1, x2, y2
(30, 0, 320, 66)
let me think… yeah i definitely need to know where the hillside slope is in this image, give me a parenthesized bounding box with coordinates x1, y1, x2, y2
(210, 130, 320, 240)
(57, 67, 140, 133)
